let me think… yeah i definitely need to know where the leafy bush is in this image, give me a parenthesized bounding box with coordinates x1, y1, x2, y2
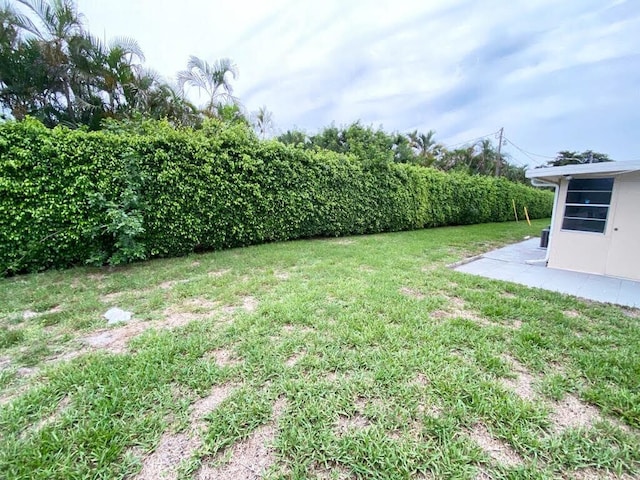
(0, 118, 553, 274)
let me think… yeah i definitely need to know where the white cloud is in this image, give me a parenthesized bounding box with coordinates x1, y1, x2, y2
(73, 0, 640, 161)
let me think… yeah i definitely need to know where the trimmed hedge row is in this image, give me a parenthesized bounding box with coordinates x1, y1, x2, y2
(0, 119, 553, 274)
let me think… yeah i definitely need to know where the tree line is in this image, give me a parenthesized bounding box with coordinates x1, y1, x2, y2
(0, 0, 612, 184)
(0, 0, 242, 129)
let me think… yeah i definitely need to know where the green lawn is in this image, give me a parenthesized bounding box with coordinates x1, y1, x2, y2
(1, 219, 639, 480)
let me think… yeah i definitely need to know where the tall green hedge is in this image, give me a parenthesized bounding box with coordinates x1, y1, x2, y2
(0, 119, 553, 274)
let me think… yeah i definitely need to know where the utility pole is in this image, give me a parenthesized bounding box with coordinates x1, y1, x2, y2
(495, 127, 504, 177)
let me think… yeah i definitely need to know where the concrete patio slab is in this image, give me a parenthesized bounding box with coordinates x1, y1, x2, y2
(453, 238, 640, 308)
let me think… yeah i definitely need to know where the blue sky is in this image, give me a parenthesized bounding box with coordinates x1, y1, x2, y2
(76, 0, 640, 166)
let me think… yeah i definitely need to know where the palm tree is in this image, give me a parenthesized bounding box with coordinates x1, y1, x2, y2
(251, 105, 274, 139)
(177, 55, 239, 117)
(15, 0, 85, 121)
(85, 35, 145, 115)
(407, 129, 441, 166)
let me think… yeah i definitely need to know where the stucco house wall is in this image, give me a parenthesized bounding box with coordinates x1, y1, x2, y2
(527, 162, 640, 282)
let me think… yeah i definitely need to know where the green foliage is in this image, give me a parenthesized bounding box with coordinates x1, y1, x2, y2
(0, 118, 553, 275)
(545, 150, 613, 167)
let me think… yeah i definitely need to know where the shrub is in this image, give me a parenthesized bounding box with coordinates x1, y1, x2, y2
(0, 119, 553, 274)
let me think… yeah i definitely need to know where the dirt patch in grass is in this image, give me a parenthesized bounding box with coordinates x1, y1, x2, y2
(83, 323, 150, 353)
(335, 396, 371, 435)
(219, 296, 259, 316)
(282, 324, 315, 335)
(0, 356, 11, 369)
(285, 351, 305, 367)
(549, 395, 602, 433)
(190, 384, 237, 425)
(400, 287, 426, 300)
(100, 289, 151, 303)
(467, 423, 523, 467)
(568, 467, 636, 479)
(418, 402, 443, 418)
(412, 372, 430, 387)
(336, 413, 370, 433)
(500, 356, 537, 401)
(159, 279, 192, 289)
(22, 305, 63, 320)
(205, 348, 241, 367)
(88, 296, 253, 354)
(329, 239, 356, 245)
(196, 397, 287, 480)
(621, 308, 640, 319)
(309, 462, 353, 479)
(208, 269, 230, 278)
(134, 431, 196, 480)
(563, 310, 581, 319)
(274, 270, 290, 280)
(135, 384, 236, 480)
(438, 296, 496, 327)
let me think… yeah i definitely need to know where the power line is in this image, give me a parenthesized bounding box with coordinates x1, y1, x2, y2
(503, 137, 555, 160)
(502, 137, 553, 167)
(442, 129, 501, 150)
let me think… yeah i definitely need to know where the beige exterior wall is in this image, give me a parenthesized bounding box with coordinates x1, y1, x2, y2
(548, 172, 640, 281)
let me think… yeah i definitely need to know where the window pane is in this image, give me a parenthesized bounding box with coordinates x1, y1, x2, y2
(562, 218, 606, 233)
(564, 205, 609, 220)
(567, 178, 614, 191)
(566, 191, 612, 205)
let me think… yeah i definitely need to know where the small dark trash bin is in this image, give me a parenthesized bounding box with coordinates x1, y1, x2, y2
(540, 227, 550, 248)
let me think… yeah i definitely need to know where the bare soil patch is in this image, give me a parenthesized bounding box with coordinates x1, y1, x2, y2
(309, 462, 353, 479)
(563, 310, 581, 319)
(205, 348, 241, 368)
(500, 356, 537, 401)
(549, 395, 602, 433)
(336, 413, 370, 433)
(400, 287, 426, 300)
(418, 402, 443, 418)
(281, 324, 315, 334)
(83, 322, 150, 353)
(91, 296, 250, 354)
(330, 239, 356, 245)
(135, 384, 236, 480)
(285, 351, 305, 367)
(440, 296, 497, 327)
(196, 397, 287, 480)
(467, 423, 523, 467)
(22, 305, 63, 321)
(159, 279, 191, 289)
(568, 467, 636, 479)
(190, 384, 237, 425)
(208, 269, 230, 278)
(412, 372, 430, 387)
(335, 396, 370, 435)
(134, 431, 197, 480)
(274, 270, 290, 280)
(219, 296, 259, 316)
(100, 289, 152, 303)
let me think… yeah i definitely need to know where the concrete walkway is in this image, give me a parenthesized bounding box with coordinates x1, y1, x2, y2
(454, 238, 640, 308)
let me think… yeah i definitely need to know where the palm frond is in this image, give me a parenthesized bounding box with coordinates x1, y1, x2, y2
(109, 36, 145, 62)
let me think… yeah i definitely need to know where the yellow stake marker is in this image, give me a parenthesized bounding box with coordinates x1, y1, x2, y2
(524, 206, 531, 226)
(512, 199, 519, 222)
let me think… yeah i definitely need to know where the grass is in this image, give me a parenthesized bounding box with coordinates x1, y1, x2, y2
(0, 219, 639, 479)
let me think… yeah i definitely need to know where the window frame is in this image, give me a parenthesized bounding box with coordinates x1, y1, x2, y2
(561, 177, 614, 234)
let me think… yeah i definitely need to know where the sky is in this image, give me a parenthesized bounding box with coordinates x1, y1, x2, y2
(74, 0, 640, 166)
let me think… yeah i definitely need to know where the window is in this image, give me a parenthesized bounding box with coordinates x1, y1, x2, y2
(562, 178, 613, 233)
